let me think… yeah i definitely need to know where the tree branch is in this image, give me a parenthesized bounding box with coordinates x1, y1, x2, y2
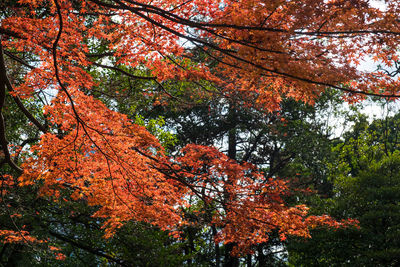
(0, 27, 25, 40)
(0, 37, 22, 173)
(92, 62, 156, 80)
(3, 50, 35, 70)
(48, 230, 130, 266)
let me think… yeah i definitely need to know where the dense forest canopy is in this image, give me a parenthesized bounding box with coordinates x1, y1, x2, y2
(1, 0, 400, 266)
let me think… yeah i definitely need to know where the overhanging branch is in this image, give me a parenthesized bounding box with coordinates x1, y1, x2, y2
(48, 230, 130, 266)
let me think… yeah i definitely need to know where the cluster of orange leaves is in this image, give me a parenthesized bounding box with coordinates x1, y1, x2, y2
(2, 0, 398, 255)
(173, 145, 359, 254)
(0, 230, 66, 260)
(0, 229, 41, 244)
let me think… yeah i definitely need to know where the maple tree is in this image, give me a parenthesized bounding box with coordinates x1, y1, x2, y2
(1, 0, 399, 262)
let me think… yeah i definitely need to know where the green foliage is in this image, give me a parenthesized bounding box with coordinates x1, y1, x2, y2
(134, 115, 177, 151)
(288, 114, 400, 266)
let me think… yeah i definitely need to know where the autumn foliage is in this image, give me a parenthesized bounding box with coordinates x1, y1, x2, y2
(1, 0, 399, 257)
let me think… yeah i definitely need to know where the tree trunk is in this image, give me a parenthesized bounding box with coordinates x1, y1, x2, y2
(223, 103, 239, 267)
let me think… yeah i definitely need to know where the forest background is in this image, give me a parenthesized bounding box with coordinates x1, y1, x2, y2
(1, 0, 400, 266)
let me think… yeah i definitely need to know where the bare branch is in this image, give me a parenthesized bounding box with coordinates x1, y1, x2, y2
(92, 62, 156, 80)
